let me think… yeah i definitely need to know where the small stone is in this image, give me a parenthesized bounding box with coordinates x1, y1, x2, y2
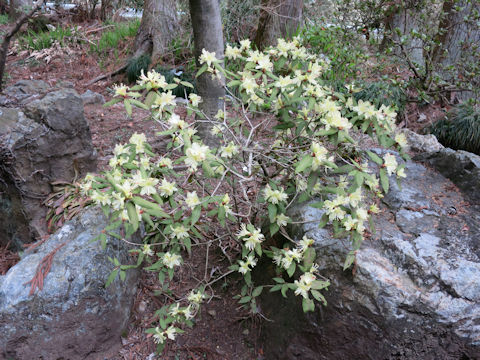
(81, 89, 105, 105)
(207, 309, 217, 317)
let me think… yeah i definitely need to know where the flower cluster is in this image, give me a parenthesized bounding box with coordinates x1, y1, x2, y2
(273, 235, 314, 271)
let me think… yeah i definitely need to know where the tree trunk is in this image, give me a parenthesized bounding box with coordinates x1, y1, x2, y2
(134, 0, 178, 63)
(0, 0, 8, 14)
(434, 0, 480, 100)
(390, 6, 425, 68)
(436, 0, 480, 69)
(189, 0, 225, 146)
(254, 0, 303, 50)
(9, 0, 33, 19)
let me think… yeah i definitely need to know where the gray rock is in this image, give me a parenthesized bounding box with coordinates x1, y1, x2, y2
(259, 155, 480, 359)
(55, 80, 75, 89)
(0, 85, 97, 249)
(0, 80, 50, 106)
(0, 207, 140, 360)
(416, 148, 480, 204)
(403, 128, 444, 153)
(81, 89, 105, 105)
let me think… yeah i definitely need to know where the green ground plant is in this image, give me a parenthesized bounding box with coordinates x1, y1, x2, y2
(0, 14, 9, 25)
(82, 37, 407, 354)
(429, 103, 480, 155)
(92, 20, 140, 55)
(18, 26, 81, 51)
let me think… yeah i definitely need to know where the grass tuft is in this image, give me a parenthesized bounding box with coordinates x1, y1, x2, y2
(429, 104, 480, 155)
(93, 20, 140, 55)
(126, 54, 151, 83)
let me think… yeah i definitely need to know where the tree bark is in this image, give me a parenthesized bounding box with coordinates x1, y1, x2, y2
(9, 0, 33, 20)
(435, 0, 480, 100)
(390, 4, 425, 68)
(134, 0, 178, 62)
(254, 0, 303, 50)
(189, 0, 225, 146)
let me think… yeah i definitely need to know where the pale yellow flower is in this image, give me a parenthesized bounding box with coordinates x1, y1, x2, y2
(185, 191, 201, 209)
(383, 153, 398, 176)
(395, 133, 408, 148)
(162, 252, 182, 268)
(113, 83, 128, 97)
(220, 142, 239, 158)
(188, 93, 202, 107)
(199, 49, 217, 67)
(153, 91, 176, 112)
(225, 44, 242, 59)
(159, 179, 177, 197)
(263, 184, 288, 204)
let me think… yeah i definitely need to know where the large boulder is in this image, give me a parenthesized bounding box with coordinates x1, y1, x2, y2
(415, 148, 480, 204)
(0, 83, 97, 249)
(0, 207, 140, 360)
(259, 150, 480, 359)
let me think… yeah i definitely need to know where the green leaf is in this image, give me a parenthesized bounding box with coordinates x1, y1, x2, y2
(239, 296, 251, 304)
(287, 262, 296, 277)
(270, 222, 280, 236)
(311, 280, 329, 290)
(145, 91, 157, 107)
(227, 80, 241, 87)
(255, 242, 262, 257)
(281, 284, 288, 298)
(141, 213, 154, 228)
(295, 155, 313, 173)
(165, 83, 178, 90)
(119, 270, 126, 281)
(124, 99, 132, 116)
(268, 203, 277, 223)
(302, 297, 315, 312)
(273, 277, 285, 283)
(252, 286, 263, 297)
(354, 171, 364, 187)
(105, 269, 119, 287)
(126, 201, 139, 232)
(303, 248, 316, 269)
(196, 63, 208, 77)
(270, 284, 283, 292)
(191, 206, 201, 225)
(202, 161, 215, 178)
(343, 250, 356, 270)
(129, 99, 149, 110)
(104, 97, 122, 107)
(132, 196, 169, 218)
(311, 290, 327, 305)
(218, 206, 226, 227)
(180, 81, 194, 88)
(379, 168, 389, 193)
(174, 209, 182, 221)
(182, 237, 192, 255)
(318, 213, 329, 228)
(273, 122, 295, 130)
(367, 150, 383, 165)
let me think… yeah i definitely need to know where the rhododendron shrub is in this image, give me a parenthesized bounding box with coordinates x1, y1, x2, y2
(83, 36, 408, 352)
